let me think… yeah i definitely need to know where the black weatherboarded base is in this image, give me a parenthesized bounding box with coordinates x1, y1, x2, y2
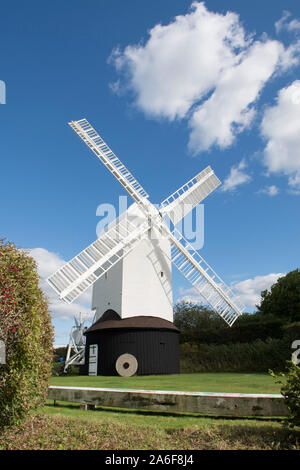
(81, 310, 180, 376)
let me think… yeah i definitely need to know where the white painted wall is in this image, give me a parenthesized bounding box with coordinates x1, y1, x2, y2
(92, 258, 123, 322)
(122, 230, 173, 321)
(91, 229, 173, 323)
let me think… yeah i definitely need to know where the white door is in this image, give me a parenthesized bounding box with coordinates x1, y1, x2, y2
(88, 344, 98, 376)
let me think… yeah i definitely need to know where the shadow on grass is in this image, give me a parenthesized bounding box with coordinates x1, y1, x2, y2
(201, 423, 300, 450)
(163, 422, 300, 450)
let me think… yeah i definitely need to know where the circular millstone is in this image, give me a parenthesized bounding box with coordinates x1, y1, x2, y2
(115, 353, 138, 377)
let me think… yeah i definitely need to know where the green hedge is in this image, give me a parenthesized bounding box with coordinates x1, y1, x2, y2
(179, 319, 285, 346)
(180, 337, 292, 373)
(282, 322, 300, 342)
(52, 361, 79, 376)
(0, 240, 53, 428)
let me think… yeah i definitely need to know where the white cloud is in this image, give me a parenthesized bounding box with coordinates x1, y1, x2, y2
(110, 2, 300, 154)
(233, 273, 285, 309)
(188, 40, 283, 152)
(29, 248, 93, 322)
(178, 272, 285, 311)
(257, 185, 279, 196)
(260, 80, 300, 190)
(110, 2, 248, 121)
(275, 11, 300, 34)
(221, 159, 251, 192)
(278, 40, 300, 71)
(288, 20, 300, 33)
(177, 286, 202, 304)
(30, 248, 65, 279)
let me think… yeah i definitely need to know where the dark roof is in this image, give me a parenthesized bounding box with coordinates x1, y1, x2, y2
(85, 311, 179, 334)
(98, 309, 121, 322)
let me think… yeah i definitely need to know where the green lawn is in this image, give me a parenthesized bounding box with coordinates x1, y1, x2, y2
(2, 411, 299, 450)
(1, 372, 296, 450)
(36, 371, 294, 450)
(50, 372, 281, 394)
(46, 372, 284, 438)
(43, 401, 248, 430)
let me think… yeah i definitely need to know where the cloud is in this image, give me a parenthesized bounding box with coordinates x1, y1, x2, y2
(221, 159, 251, 192)
(29, 248, 65, 279)
(278, 40, 300, 71)
(275, 11, 300, 34)
(29, 248, 93, 322)
(260, 80, 300, 190)
(109, 2, 300, 154)
(257, 185, 279, 196)
(177, 286, 202, 304)
(178, 272, 285, 311)
(188, 39, 283, 152)
(233, 273, 285, 309)
(109, 2, 248, 121)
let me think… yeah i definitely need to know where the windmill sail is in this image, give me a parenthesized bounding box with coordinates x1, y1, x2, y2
(47, 213, 150, 304)
(165, 227, 244, 326)
(160, 166, 221, 225)
(47, 117, 245, 330)
(69, 119, 149, 205)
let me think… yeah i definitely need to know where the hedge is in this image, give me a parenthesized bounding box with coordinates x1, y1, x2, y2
(179, 319, 294, 346)
(0, 240, 53, 428)
(180, 337, 293, 373)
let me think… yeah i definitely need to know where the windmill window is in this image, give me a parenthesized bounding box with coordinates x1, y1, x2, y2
(161, 271, 164, 277)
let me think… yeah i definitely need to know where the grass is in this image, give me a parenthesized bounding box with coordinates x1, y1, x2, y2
(43, 399, 283, 430)
(1, 410, 299, 450)
(44, 372, 284, 437)
(2, 372, 296, 450)
(50, 372, 282, 394)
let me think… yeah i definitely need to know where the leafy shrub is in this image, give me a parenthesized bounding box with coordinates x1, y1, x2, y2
(270, 361, 300, 429)
(282, 322, 300, 343)
(180, 319, 284, 346)
(53, 346, 67, 363)
(0, 240, 53, 428)
(52, 361, 65, 377)
(52, 361, 79, 376)
(257, 269, 300, 322)
(180, 337, 291, 373)
(174, 301, 224, 331)
(174, 302, 285, 346)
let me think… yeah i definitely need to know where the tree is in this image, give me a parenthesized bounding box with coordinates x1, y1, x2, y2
(256, 269, 300, 323)
(173, 301, 223, 331)
(0, 240, 54, 428)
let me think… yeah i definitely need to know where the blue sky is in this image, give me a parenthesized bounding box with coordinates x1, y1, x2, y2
(1, 1, 300, 345)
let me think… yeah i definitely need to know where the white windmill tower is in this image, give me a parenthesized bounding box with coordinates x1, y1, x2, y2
(47, 119, 244, 376)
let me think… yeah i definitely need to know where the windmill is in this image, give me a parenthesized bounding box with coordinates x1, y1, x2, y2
(47, 119, 244, 376)
(63, 313, 87, 373)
